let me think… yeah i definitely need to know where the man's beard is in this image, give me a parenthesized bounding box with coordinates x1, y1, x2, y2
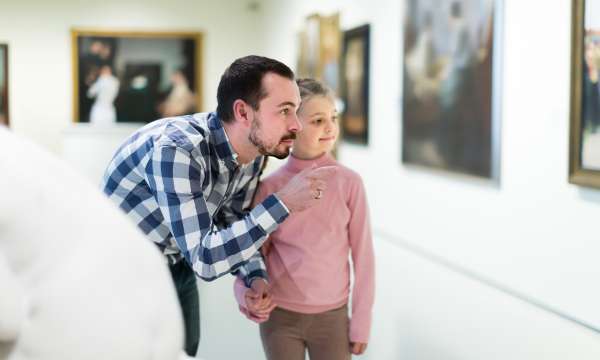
(248, 115, 296, 159)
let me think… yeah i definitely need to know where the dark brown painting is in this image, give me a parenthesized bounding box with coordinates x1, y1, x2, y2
(0, 44, 8, 127)
(340, 25, 370, 144)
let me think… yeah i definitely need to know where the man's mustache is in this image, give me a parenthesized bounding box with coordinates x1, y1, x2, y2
(281, 133, 296, 141)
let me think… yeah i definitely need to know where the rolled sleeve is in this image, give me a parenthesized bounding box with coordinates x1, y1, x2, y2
(146, 145, 289, 281)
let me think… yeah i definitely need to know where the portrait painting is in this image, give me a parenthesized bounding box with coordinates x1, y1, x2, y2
(402, 0, 499, 178)
(340, 25, 370, 144)
(570, 0, 600, 188)
(72, 29, 202, 124)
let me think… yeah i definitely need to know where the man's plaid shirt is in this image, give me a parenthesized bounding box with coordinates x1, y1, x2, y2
(101, 112, 289, 285)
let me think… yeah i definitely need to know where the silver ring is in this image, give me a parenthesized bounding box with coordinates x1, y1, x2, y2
(315, 189, 322, 199)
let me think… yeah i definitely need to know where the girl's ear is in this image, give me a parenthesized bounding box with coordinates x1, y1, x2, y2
(232, 99, 252, 127)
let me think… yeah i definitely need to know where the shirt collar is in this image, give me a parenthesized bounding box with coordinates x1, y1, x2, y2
(208, 112, 239, 169)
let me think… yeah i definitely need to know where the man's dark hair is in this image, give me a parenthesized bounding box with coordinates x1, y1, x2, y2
(216, 55, 295, 122)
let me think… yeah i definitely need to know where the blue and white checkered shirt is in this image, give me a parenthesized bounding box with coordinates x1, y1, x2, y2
(101, 112, 289, 285)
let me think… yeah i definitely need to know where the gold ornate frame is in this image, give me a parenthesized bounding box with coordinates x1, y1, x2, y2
(71, 28, 203, 123)
(569, 0, 600, 188)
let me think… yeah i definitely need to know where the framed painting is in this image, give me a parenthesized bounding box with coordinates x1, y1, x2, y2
(296, 13, 342, 95)
(0, 44, 8, 127)
(569, 0, 600, 188)
(340, 24, 370, 144)
(72, 29, 203, 124)
(401, 0, 501, 179)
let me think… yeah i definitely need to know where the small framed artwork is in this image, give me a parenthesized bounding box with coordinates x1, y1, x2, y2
(71, 29, 203, 124)
(0, 44, 8, 127)
(296, 13, 342, 94)
(296, 16, 320, 81)
(402, 0, 501, 179)
(569, 0, 600, 188)
(340, 24, 370, 145)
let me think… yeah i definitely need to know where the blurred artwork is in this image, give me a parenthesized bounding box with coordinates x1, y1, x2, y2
(0, 44, 8, 127)
(296, 13, 342, 157)
(296, 13, 342, 95)
(158, 69, 197, 118)
(73, 30, 202, 124)
(402, 0, 498, 178)
(569, 0, 600, 188)
(340, 25, 370, 144)
(581, 2, 600, 170)
(87, 65, 120, 125)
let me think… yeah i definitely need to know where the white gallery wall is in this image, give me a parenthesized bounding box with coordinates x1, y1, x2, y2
(1, 0, 600, 359)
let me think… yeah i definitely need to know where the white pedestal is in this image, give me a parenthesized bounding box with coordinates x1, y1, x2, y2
(62, 123, 144, 184)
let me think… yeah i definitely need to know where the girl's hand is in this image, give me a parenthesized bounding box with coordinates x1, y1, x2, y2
(350, 342, 368, 355)
(244, 279, 276, 319)
(238, 305, 270, 323)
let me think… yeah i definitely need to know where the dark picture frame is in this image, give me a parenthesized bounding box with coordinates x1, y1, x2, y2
(71, 29, 203, 124)
(340, 24, 370, 145)
(401, 0, 501, 179)
(0, 44, 8, 127)
(569, 0, 600, 188)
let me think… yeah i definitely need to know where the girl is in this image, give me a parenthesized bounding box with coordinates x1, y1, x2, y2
(234, 78, 375, 360)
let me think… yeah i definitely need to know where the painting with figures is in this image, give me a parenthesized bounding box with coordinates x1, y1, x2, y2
(72, 29, 202, 124)
(402, 0, 499, 179)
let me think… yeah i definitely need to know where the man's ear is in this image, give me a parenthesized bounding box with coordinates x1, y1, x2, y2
(232, 99, 252, 127)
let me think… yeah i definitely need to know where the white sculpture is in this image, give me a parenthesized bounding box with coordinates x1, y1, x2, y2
(0, 127, 188, 359)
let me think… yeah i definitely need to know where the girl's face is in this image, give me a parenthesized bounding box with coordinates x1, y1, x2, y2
(293, 95, 339, 159)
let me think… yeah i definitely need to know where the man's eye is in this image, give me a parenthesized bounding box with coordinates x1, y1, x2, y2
(314, 118, 323, 124)
(280, 109, 289, 115)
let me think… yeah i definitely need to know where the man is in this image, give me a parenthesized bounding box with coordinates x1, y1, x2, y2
(101, 55, 334, 356)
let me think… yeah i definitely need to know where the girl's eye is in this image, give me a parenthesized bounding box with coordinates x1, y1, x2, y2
(314, 118, 323, 124)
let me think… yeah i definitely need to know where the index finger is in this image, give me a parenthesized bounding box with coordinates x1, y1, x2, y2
(307, 165, 338, 180)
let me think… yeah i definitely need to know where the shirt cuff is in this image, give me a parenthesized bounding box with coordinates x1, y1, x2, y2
(244, 269, 269, 288)
(271, 192, 290, 214)
(349, 312, 372, 344)
(250, 194, 290, 234)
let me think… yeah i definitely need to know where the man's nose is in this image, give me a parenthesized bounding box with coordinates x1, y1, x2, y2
(289, 113, 302, 133)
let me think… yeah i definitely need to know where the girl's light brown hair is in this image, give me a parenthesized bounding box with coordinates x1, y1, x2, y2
(296, 78, 334, 112)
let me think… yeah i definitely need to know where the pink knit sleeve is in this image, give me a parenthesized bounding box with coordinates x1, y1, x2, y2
(235, 179, 271, 312)
(233, 276, 248, 309)
(252, 180, 272, 208)
(234, 180, 269, 310)
(347, 174, 375, 344)
(251, 179, 277, 253)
